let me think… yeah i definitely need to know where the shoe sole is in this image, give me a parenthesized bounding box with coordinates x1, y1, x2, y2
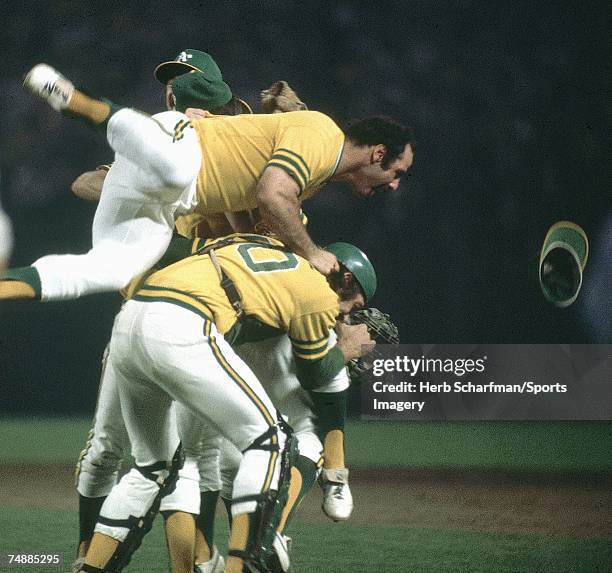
(24, 63, 73, 111)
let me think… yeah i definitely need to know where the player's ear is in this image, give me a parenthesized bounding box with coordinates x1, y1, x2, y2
(371, 144, 387, 164)
(341, 271, 354, 289)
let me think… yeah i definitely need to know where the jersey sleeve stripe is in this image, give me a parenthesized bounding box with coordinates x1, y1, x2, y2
(269, 153, 310, 187)
(293, 347, 330, 361)
(271, 151, 310, 181)
(291, 343, 330, 357)
(289, 333, 329, 345)
(267, 161, 307, 192)
(275, 148, 311, 179)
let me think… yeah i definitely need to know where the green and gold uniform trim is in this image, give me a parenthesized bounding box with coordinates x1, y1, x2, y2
(205, 313, 279, 493)
(132, 284, 214, 322)
(205, 320, 277, 442)
(291, 342, 329, 360)
(289, 333, 329, 345)
(295, 346, 346, 390)
(262, 446, 279, 492)
(268, 148, 311, 194)
(75, 347, 111, 485)
(172, 119, 192, 142)
(289, 333, 330, 361)
(0, 266, 42, 300)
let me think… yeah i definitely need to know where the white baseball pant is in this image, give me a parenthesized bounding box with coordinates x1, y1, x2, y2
(32, 110, 200, 301)
(220, 332, 350, 497)
(94, 300, 285, 542)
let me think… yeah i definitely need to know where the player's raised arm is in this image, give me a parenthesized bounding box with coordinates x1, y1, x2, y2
(255, 166, 339, 275)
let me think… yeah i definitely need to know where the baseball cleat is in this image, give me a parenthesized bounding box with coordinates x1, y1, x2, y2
(194, 545, 225, 573)
(69, 556, 85, 573)
(320, 467, 354, 521)
(24, 63, 75, 112)
(194, 544, 225, 573)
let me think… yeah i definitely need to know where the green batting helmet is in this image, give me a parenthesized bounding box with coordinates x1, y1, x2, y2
(326, 242, 377, 302)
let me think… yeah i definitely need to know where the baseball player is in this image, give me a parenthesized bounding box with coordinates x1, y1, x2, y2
(69, 50, 249, 573)
(67, 54, 341, 573)
(6, 61, 414, 305)
(78, 233, 375, 573)
(64, 59, 357, 572)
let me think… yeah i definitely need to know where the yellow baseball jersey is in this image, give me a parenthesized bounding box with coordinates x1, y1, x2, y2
(192, 111, 345, 214)
(121, 212, 232, 299)
(133, 234, 340, 362)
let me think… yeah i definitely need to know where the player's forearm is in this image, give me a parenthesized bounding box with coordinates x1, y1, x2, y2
(295, 347, 346, 390)
(259, 200, 318, 257)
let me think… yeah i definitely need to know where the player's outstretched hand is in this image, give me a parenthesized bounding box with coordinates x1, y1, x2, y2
(336, 321, 376, 362)
(308, 248, 339, 276)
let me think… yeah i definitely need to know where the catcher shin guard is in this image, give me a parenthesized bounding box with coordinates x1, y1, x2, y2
(95, 444, 184, 573)
(228, 421, 298, 571)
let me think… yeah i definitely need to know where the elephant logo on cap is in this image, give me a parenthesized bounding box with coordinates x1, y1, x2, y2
(176, 51, 193, 63)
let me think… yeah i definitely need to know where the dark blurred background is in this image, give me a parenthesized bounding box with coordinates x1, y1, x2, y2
(0, 1, 610, 414)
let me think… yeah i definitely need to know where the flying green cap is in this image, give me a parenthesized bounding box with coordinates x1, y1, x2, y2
(539, 221, 589, 308)
(326, 242, 377, 302)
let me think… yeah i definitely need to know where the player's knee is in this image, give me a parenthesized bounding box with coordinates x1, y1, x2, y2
(294, 431, 323, 464)
(160, 459, 200, 514)
(94, 468, 162, 542)
(243, 422, 288, 456)
(76, 462, 122, 498)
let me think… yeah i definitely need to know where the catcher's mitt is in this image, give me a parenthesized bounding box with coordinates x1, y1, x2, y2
(346, 308, 399, 381)
(260, 80, 308, 113)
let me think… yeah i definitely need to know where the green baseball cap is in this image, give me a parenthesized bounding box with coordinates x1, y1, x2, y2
(539, 221, 589, 308)
(155, 49, 226, 84)
(155, 48, 252, 114)
(171, 70, 232, 112)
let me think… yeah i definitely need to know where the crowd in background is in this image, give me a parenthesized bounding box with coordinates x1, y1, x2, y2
(0, 1, 609, 413)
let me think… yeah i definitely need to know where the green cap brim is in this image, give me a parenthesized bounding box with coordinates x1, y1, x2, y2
(539, 221, 589, 307)
(154, 61, 200, 84)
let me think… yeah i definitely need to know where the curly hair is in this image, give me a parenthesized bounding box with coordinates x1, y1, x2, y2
(344, 116, 415, 168)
